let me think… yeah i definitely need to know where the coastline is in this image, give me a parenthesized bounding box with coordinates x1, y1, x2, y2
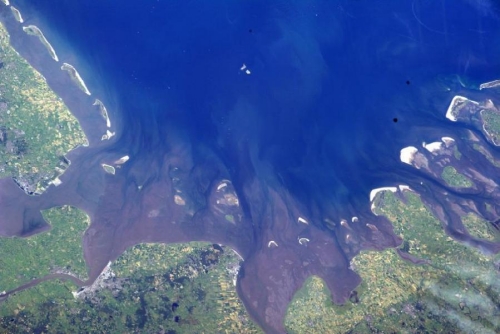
(61, 62, 92, 95)
(22, 25, 59, 61)
(9, 6, 21, 23)
(0, 5, 112, 147)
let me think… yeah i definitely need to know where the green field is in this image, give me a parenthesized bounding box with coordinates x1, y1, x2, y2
(441, 166, 474, 188)
(0, 206, 89, 295)
(0, 242, 262, 334)
(284, 190, 500, 334)
(0, 23, 87, 194)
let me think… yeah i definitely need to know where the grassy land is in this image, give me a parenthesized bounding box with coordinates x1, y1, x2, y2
(284, 191, 500, 334)
(0, 23, 87, 194)
(0, 242, 262, 334)
(441, 166, 474, 188)
(481, 109, 500, 145)
(461, 212, 500, 242)
(0, 206, 89, 293)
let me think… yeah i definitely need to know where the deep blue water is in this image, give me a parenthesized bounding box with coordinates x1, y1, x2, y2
(13, 0, 500, 211)
(5, 1, 500, 332)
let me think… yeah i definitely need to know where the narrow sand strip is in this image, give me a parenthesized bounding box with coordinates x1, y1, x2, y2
(369, 187, 397, 202)
(10, 6, 23, 23)
(101, 130, 115, 140)
(297, 217, 309, 225)
(0, 0, 10, 6)
(61, 63, 91, 95)
(479, 79, 500, 90)
(445, 95, 478, 121)
(217, 182, 228, 191)
(93, 99, 111, 127)
(114, 155, 129, 164)
(398, 185, 411, 192)
(22, 25, 59, 61)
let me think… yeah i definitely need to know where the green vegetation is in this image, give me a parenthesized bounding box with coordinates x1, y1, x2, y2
(441, 166, 474, 188)
(453, 145, 462, 160)
(0, 242, 261, 334)
(481, 109, 500, 145)
(461, 213, 500, 242)
(285, 190, 500, 333)
(472, 143, 500, 167)
(0, 23, 87, 194)
(0, 205, 89, 292)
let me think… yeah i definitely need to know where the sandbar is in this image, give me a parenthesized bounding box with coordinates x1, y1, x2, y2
(61, 63, 91, 95)
(297, 217, 309, 224)
(101, 163, 115, 175)
(369, 186, 397, 202)
(298, 237, 309, 245)
(114, 155, 129, 164)
(22, 25, 59, 61)
(445, 95, 478, 122)
(479, 79, 500, 90)
(101, 130, 115, 140)
(174, 194, 186, 205)
(398, 185, 411, 192)
(267, 240, 278, 248)
(422, 141, 442, 153)
(93, 99, 111, 127)
(441, 137, 455, 147)
(0, 0, 9, 6)
(400, 146, 418, 165)
(10, 6, 22, 23)
(217, 181, 228, 191)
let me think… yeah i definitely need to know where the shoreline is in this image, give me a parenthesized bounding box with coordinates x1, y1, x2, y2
(479, 79, 500, 90)
(400, 146, 418, 165)
(10, 6, 22, 23)
(61, 62, 92, 95)
(369, 186, 397, 202)
(22, 25, 59, 61)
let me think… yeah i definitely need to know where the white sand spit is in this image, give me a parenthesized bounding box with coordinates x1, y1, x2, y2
(369, 187, 397, 202)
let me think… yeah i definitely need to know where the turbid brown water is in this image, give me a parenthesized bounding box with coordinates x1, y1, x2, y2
(0, 10, 402, 329)
(3, 4, 500, 333)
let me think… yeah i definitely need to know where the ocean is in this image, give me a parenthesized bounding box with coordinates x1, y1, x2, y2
(3, 0, 500, 332)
